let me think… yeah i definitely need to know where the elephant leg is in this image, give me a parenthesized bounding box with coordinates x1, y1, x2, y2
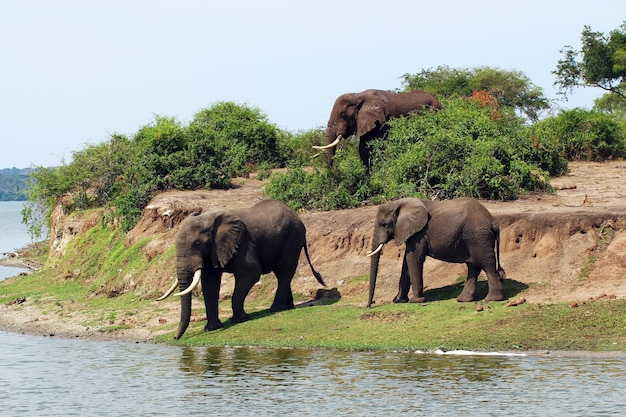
(484, 264, 505, 302)
(202, 270, 224, 331)
(393, 258, 410, 303)
(270, 258, 297, 312)
(404, 248, 426, 303)
(457, 263, 480, 302)
(359, 139, 371, 172)
(231, 269, 261, 324)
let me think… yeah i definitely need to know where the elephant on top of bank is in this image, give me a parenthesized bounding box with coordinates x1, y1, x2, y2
(314, 89, 442, 172)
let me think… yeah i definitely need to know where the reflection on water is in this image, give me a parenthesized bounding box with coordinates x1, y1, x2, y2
(1, 331, 625, 416)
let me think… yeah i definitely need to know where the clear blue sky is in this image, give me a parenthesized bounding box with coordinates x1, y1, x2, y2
(1, 0, 624, 169)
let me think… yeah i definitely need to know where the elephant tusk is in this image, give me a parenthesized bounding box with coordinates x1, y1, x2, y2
(312, 135, 342, 150)
(366, 243, 384, 257)
(173, 269, 202, 297)
(310, 152, 321, 159)
(156, 278, 179, 301)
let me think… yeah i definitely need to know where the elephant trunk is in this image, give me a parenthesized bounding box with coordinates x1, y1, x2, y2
(367, 240, 384, 308)
(173, 263, 195, 340)
(174, 291, 192, 340)
(317, 123, 343, 166)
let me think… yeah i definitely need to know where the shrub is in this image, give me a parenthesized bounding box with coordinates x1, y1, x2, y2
(268, 97, 555, 209)
(24, 102, 286, 234)
(190, 102, 284, 178)
(265, 142, 381, 210)
(531, 108, 626, 162)
(276, 128, 326, 166)
(370, 97, 552, 201)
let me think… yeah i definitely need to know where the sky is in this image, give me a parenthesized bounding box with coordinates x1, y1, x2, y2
(1, 0, 624, 169)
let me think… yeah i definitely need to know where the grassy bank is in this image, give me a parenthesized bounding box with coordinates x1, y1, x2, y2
(2, 264, 625, 352)
(2, 217, 625, 353)
(157, 297, 626, 352)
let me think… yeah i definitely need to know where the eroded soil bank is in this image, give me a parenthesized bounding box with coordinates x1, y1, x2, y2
(121, 161, 626, 305)
(2, 161, 625, 342)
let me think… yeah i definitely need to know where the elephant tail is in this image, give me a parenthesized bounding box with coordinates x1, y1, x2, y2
(493, 223, 506, 281)
(303, 239, 326, 287)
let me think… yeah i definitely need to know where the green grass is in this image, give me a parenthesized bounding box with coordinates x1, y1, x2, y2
(3, 270, 625, 352)
(152, 297, 626, 352)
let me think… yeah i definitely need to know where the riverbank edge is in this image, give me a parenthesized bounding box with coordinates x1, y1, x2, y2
(2, 301, 626, 360)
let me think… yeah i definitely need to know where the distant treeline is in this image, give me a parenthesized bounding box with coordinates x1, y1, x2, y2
(0, 168, 31, 201)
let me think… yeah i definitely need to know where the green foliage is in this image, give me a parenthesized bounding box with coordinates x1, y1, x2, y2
(554, 21, 626, 99)
(401, 65, 550, 121)
(371, 97, 553, 201)
(189, 102, 284, 178)
(266, 142, 382, 211)
(530, 108, 626, 162)
(276, 128, 326, 166)
(23, 102, 290, 234)
(268, 98, 557, 208)
(594, 92, 626, 118)
(22, 90, 626, 235)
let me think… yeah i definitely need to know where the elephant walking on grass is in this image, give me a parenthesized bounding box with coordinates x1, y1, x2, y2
(367, 198, 505, 307)
(158, 200, 326, 339)
(314, 89, 441, 171)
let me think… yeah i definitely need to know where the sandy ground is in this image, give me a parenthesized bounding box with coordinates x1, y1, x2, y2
(1, 161, 625, 343)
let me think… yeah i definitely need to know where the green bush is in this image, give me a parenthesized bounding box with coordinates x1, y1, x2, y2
(531, 108, 626, 162)
(24, 103, 288, 234)
(268, 97, 557, 209)
(276, 128, 326, 166)
(266, 142, 381, 211)
(190, 102, 284, 178)
(25, 97, 626, 236)
(370, 97, 553, 201)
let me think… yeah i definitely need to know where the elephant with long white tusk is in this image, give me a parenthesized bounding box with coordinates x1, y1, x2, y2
(157, 199, 326, 340)
(316, 89, 441, 172)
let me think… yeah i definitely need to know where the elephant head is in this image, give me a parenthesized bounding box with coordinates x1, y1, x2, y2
(314, 89, 442, 171)
(168, 210, 245, 339)
(366, 199, 429, 308)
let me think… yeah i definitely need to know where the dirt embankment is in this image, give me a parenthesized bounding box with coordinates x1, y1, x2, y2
(2, 161, 625, 342)
(120, 160, 626, 305)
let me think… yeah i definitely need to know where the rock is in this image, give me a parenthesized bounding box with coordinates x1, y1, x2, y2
(312, 287, 341, 300)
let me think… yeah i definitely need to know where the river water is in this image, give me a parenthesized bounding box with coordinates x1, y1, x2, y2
(0, 201, 34, 280)
(1, 332, 625, 416)
(1, 201, 626, 416)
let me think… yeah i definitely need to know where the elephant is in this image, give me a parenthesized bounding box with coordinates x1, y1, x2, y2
(157, 199, 326, 339)
(366, 197, 505, 307)
(313, 89, 441, 171)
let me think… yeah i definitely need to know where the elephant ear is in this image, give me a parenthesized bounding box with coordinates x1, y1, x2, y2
(356, 95, 387, 137)
(211, 213, 246, 268)
(394, 200, 429, 245)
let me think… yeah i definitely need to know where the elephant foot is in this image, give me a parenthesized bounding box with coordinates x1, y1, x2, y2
(269, 301, 295, 313)
(231, 312, 250, 325)
(484, 291, 505, 302)
(393, 294, 409, 303)
(204, 319, 224, 332)
(457, 293, 475, 302)
(409, 296, 426, 303)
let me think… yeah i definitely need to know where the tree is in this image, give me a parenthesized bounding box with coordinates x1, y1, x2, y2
(594, 92, 626, 118)
(401, 66, 550, 122)
(554, 21, 626, 100)
(188, 102, 283, 178)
